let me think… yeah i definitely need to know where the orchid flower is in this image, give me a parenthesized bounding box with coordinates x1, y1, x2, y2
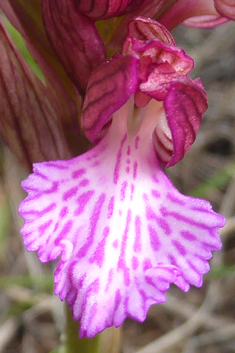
(0, 0, 229, 345)
(18, 17, 225, 338)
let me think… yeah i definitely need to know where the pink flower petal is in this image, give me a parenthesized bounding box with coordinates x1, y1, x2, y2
(128, 16, 175, 45)
(123, 36, 194, 78)
(183, 15, 228, 28)
(123, 33, 194, 104)
(139, 62, 179, 101)
(214, 0, 235, 20)
(19, 100, 224, 338)
(157, 0, 226, 30)
(154, 76, 208, 167)
(81, 54, 139, 143)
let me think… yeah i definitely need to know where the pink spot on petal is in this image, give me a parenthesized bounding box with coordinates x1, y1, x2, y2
(107, 196, 115, 219)
(172, 239, 187, 256)
(135, 136, 140, 149)
(89, 226, 110, 267)
(72, 168, 86, 179)
(45, 162, 67, 170)
(132, 256, 139, 270)
(181, 230, 197, 241)
(152, 174, 159, 183)
(130, 184, 135, 200)
(45, 181, 59, 194)
(77, 193, 106, 258)
(33, 170, 49, 180)
(113, 134, 127, 184)
(105, 269, 114, 292)
(148, 225, 161, 252)
(26, 203, 56, 217)
(38, 219, 53, 236)
(161, 206, 210, 230)
(146, 206, 171, 235)
(120, 181, 128, 201)
(168, 254, 177, 267)
(151, 189, 161, 198)
(91, 160, 100, 167)
(167, 193, 185, 205)
(143, 259, 152, 271)
(74, 190, 94, 216)
(53, 222, 59, 232)
(55, 220, 73, 245)
(133, 161, 138, 180)
(114, 289, 121, 311)
(59, 207, 68, 218)
(79, 179, 89, 187)
(63, 186, 78, 201)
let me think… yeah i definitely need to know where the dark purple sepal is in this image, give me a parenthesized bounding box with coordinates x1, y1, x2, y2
(81, 55, 139, 143)
(214, 0, 235, 20)
(76, 0, 131, 19)
(123, 0, 148, 13)
(0, 21, 71, 171)
(0, 0, 82, 138)
(41, 0, 106, 95)
(154, 76, 208, 168)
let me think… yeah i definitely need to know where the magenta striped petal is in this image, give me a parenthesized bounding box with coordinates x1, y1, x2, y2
(139, 62, 180, 101)
(153, 76, 208, 167)
(122, 32, 194, 105)
(81, 54, 139, 143)
(19, 100, 224, 338)
(128, 16, 175, 45)
(123, 37, 193, 78)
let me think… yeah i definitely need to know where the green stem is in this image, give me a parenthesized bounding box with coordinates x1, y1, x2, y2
(65, 304, 100, 353)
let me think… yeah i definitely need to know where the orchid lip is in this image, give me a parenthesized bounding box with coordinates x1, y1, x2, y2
(19, 96, 225, 337)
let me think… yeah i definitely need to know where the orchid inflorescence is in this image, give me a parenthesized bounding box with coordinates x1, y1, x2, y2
(0, 0, 233, 340)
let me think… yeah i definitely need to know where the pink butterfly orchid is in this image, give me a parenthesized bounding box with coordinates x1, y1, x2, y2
(18, 17, 225, 338)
